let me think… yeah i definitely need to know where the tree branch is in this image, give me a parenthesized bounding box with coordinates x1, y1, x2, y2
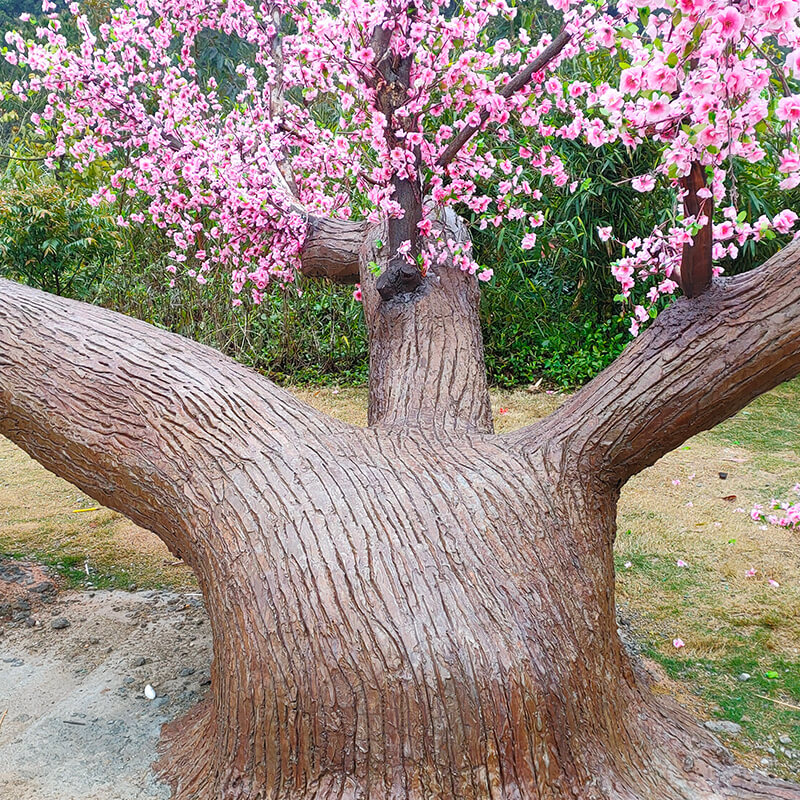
(299, 215, 373, 283)
(435, 30, 572, 172)
(508, 240, 800, 484)
(267, 5, 299, 196)
(677, 161, 713, 298)
(0, 278, 348, 560)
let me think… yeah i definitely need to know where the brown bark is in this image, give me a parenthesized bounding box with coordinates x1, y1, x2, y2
(2, 239, 800, 799)
(510, 239, 800, 486)
(298, 216, 372, 284)
(677, 161, 714, 298)
(360, 210, 492, 434)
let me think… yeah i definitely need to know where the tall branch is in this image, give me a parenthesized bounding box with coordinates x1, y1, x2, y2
(435, 29, 572, 172)
(371, 6, 426, 300)
(677, 160, 713, 298)
(508, 240, 800, 485)
(267, 5, 299, 196)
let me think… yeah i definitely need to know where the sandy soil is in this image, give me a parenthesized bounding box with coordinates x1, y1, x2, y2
(0, 566, 211, 800)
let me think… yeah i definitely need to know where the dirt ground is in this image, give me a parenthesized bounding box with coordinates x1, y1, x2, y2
(0, 564, 211, 800)
(1, 383, 799, 795)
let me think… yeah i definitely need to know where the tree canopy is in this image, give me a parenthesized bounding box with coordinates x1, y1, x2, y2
(3, 0, 800, 331)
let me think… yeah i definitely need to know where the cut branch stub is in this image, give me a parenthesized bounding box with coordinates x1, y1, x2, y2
(375, 256, 423, 300)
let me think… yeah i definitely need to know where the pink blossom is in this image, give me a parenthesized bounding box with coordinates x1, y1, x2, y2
(673, 638, 685, 649)
(777, 96, 800, 122)
(773, 209, 798, 234)
(619, 67, 642, 95)
(597, 226, 613, 242)
(631, 175, 656, 193)
(717, 8, 744, 39)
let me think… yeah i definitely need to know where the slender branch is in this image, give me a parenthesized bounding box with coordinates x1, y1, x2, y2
(508, 239, 800, 485)
(267, 6, 299, 196)
(677, 160, 713, 298)
(0, 154, 49, 162)
(435, 30, 572, 172)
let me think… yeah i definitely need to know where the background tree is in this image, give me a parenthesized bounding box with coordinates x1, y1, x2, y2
(2, 1, 800, 798)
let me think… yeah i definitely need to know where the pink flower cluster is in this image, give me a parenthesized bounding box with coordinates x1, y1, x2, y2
(579, 0, 800, 330)
(749, 484, 800, 528)
(2, 0, 800, 312)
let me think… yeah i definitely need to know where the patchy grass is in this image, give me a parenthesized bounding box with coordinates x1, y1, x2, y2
(1, 378, 799, 776)
(615, 376, 800, 779)
(0, 440, 196, 590)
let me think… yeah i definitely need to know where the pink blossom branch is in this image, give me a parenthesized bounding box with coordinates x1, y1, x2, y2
(435, 29, 572, 172)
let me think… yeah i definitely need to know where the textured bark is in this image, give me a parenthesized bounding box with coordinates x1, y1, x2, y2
(510, 239, 800, 485)
(360, 211, 493, 434)
(298, 216, 372, 283)
(1, 240, 800, 800)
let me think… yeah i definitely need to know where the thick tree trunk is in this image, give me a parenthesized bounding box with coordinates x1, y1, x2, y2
(2, 242, 800, 799)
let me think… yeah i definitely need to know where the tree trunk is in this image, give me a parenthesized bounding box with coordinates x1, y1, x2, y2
(2, 240, 800, 799)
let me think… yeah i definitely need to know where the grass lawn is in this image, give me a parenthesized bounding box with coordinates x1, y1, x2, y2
(1, 379, 798, 777)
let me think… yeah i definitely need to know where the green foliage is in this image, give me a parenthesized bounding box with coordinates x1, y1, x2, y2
(0, 168, 122, 297)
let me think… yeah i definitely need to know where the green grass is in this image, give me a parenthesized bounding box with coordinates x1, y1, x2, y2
(710, 377, 800, 464)
(3, 549, 155, 591)
(650, 645, 800, 771)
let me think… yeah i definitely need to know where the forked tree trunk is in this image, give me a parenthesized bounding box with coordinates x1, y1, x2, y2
(2, 234, 800, 799)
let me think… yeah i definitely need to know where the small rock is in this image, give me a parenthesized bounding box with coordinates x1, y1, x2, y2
(704, 720, 742, 737)
(761, 757, 771, 765)
(780, 734, 793, 746)
(131, 656, 146, 667)
(737, 673, 751, 682)
(144, 684, 157, 700)
(24, 617, 36, 628)
(152, 696, 169, 709)
(179, 667, 196, 677)
(50, 617, 70, 630)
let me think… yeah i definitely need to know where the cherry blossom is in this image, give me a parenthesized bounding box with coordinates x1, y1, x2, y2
(2, 0, 799, 323)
